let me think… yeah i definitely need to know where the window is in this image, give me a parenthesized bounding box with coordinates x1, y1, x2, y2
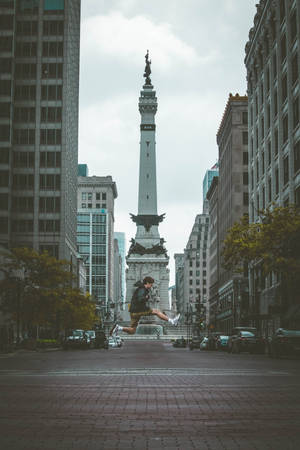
(88, 192, 92, 200)
(0, 125, 10, 141)
(13, 151, 34, 168)
(12, 196, 34, 212)
(0, 15, 13, 31)
(242, 131, 248, 145)
(281, 74, 287, 103)
(242, 111, 248, 124)
(39, 220, 60, 233)
(16, 21, 38, 35)
(39, 152, 61, 168)
(292, 53, 299, 85)
(243, 152, 248, 165)
(40, 129, 61, 145)
(283, 155, 289, 185)
(291, 11, 297, 44)
(243, 172, 248, 185)
(274, 128, 278, 156)
(13, 129, 35, 145)
(81, 203, 86, 208)
(41, 107, 62, 123)
(268, 177, 272, 202)
(12, 173, 34, 189)
(96, 193, 100, 200)
(42, 63, 63, 79)
(41, 85, 62, 101)
(0, 171, 9, 187)
(43, 20, 64, 35)
(102, 193, 106, 200)
(14, 106, 35, 123)
(243, 192, 249, 206)
(293, 97, 299, 129)
(0, 80, 11, 96)
(282, 115, 288, 143)
(42, 41, 63, 57)
(88, 203, 92, 209)
(82, 193, 87, 201)
(39, 174, 60, 190)
(39, 197, 60, 213)
(15, 63, 36, 79)
(0, 149, 9, 164)
(16, 41, 37, 57)
(0, 58, 12, 74)
(274, 88, 278, 116)
(0, 193, 8, 210)
(280, 34, 286, 63)
(275, 167, 279, 195)
(15, 84, 36, 101)
(12, 220, 33, 233)
(294, 141, 300, 173)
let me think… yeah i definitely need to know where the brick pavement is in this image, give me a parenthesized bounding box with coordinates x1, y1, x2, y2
(0, 342, 300, 449)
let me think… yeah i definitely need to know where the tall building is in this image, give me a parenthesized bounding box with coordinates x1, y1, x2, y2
(174, 253, 184, 315)
(245, 0, 300, 332)
(183, 213, 209, 328)
(77, 175, 118, 320)
(0, 0, 81, 264)
(78, 163, 88, 177)
(113, 238, 122, 321)
(216, 94, 249, 334)
(114, 231, 126, 311)
(126, 52, 169, 313)
(202, 162, 219, 205)
(206, 175, 219, 328)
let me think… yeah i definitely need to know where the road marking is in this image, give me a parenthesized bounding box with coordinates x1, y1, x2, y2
(0, 368, 293, 377)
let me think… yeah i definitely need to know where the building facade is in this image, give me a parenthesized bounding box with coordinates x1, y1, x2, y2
(114, 231, 126, 312)
(0, 0, 81, 265)
(183, 213, 209, 330)
(216, 94, 249, 334)
(174, 253, 184, 315)
(77, 175, 118, 321)
(245, 0, 300, 333)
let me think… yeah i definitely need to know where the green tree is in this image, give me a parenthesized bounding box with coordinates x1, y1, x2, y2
(222, 205, 300, 305)
(0, 247, 97, 337)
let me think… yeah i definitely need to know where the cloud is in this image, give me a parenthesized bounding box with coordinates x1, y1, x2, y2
(81, 11, 202, 71)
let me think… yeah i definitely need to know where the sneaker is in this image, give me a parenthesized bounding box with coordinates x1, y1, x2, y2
(172, 314, 181, 327)
(110, 323, 119, 336)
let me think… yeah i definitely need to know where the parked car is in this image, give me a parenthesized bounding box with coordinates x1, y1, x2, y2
(172, 337, 187, 348)
(216, 335, 229, 350)
(108, 337, 119, 348)
(85, 330, 96, 348)
(64, 329, 89, 349)
(189, 336, 204, 350)
(227, 327, 257, 353)
(200, 336, 209, 350)
(231, 331, 264, 354)
(268, 328, 300, 358)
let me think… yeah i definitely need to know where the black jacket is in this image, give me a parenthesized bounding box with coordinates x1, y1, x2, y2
(129, 281, 151, 313)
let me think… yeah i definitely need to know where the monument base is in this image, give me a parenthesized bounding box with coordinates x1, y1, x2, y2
(136, 323, 164, 336)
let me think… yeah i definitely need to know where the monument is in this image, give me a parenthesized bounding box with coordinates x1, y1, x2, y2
(125, 51, 170, 332)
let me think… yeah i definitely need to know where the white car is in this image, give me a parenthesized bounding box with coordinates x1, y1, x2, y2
(200, 336, 209, 350)
(108, 337, 118, 348)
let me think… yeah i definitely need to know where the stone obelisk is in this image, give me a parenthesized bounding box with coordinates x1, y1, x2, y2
(125, 51, 170, 316)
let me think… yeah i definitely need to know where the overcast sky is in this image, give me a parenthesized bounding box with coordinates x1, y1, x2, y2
(79, 0, 257, 284)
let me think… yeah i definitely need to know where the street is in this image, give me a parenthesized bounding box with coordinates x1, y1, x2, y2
(0, 341, 300, 450)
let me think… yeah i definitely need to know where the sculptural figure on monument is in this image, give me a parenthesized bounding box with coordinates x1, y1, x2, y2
(143, 49, 152, 85)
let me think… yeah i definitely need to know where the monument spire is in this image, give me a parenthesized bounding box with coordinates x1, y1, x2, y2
(125, 52, 170, 316)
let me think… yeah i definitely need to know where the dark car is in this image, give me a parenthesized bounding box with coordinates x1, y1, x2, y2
(268, 328, 300, 358)
(227, 326, 257, 353)
(189, 336, 204, 350)
(216, 335, 229, 350)
(63, 329, 91, 349)
(172, 337, 187, 348)
(231, 330, 264, 354)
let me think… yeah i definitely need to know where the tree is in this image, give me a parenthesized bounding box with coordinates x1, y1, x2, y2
(0, 247, 97, 337)
(222, 205, 300, 306)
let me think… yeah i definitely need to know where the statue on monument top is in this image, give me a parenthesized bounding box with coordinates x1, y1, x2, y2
(143, 50, 152, 86)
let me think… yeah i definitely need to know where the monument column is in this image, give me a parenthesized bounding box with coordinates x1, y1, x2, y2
(125, 51, 170, 316)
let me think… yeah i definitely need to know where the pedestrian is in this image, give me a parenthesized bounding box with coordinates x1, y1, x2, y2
(110, 276, 180, 336)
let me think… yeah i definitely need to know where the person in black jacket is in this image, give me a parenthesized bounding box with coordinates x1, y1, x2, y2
(110, 276, 180, 336)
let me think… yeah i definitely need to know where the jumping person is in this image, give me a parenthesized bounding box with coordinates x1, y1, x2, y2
(110, 276, 180, 336)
